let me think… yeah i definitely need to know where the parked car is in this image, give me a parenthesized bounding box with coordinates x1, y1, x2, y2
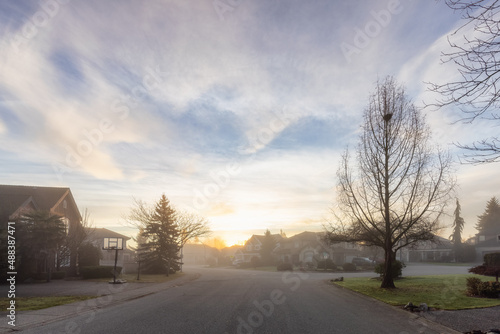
(351, 257, 373, 266)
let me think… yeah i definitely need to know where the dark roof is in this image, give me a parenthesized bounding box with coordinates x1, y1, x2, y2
(289, 231, 324, 242)
(249, 234, 284, 244)
(0, 184, 76, 221)
(86, 228, 131, 241)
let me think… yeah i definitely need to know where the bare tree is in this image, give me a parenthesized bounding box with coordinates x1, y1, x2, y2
(176, 211, 212, 246)
(57, 208, 94, 274)
(327, 77, 455, 288)
(428, 0, 500, 163)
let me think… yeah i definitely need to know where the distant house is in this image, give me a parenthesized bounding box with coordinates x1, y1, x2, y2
(234, 233, 285, 263)
(182, 243, 219, 265)
(85, 228, 134, 273)
(473, 226, 500, 261)
(405, 235, 453, 262)
(274, 231, 364, 266)
(0, 184, 82, 273)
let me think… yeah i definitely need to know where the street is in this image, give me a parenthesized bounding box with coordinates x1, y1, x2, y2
(16, 265, 462, 334)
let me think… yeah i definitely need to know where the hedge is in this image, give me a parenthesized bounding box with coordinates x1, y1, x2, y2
(80, 266, 122, 279)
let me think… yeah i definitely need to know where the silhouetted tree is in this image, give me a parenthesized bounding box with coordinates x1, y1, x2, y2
(133, 195, 181, 276)
(327, 77, 455, 289)
(127, 197, 211, 275)
(429, 1, 500, 163)
(18, 211, 66, 281)
(260, 230, 276, 266)
(450, 199, 466, 262)
(476, 197, 500, 233)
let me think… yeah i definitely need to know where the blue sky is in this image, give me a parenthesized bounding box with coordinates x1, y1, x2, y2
(0, 0, 499, 245)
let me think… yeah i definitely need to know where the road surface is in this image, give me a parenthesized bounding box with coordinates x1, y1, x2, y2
(17, 266, 459, 334)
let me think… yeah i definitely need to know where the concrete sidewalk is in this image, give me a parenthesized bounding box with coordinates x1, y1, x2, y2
(0, 272, 200, 333)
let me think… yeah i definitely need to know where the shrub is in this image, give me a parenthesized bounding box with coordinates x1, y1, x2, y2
(250, 256, 261, 268)
(52, 271, 66, 280)
(466, 277, 482, 296)
(485, 253, 500, 266)
(478, 281, 500, 298)
(80, 266, 122, 279)
(317, 259, 336, 270)
(469, 252, 500, 282)
(374, 260, 406, 279)
(342, 263, 356, 272)
(78, 242, 102, 267)
(277, 262, 293, 271)
(306, 262, 315, 270)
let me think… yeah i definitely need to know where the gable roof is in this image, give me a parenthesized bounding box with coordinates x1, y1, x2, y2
(0, 185, 81, 221)
(289, 231, 323, 242)
(87, 228, 131, 241)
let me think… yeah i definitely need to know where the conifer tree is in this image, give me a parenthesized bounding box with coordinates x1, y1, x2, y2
(476, 197, 500, 233)
(138, 195, 181, 275)
(450, 199, 465, 262)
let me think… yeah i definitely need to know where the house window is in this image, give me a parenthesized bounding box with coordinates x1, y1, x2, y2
(479, 235, 485, 242)
(254, 245, 260, 250)
(63, 218, 70, 234)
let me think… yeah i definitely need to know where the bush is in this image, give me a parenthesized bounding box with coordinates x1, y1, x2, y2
(52, 271, 66, 280)
(469, 252, 500, 282)
(374, 260, 406, 279)
(478, 281, 500, 298)
(485, 253, 500, 266)
(317, 259, 336, 270)
(80, 266, 122, 279)
(250, 256, 261, 268)
(342, 263, 356, 272)
(466, 277, 482, 296)
(78, 242, 102, 267)
(277, 262, 293, 271)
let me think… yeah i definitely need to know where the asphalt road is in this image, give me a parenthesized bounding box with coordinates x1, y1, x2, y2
(17, 266, 458, 334)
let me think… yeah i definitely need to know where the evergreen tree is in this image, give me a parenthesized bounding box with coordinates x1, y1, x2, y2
(450, 199, 465, 262)
(476, 197, 500, 233)
(138, 195, 181, 276)
(18, 211, 66, 280)
(259, 230, 276, 266)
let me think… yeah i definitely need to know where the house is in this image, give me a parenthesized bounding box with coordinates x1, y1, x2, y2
(274, 231, 364, 266)
(473, 226, 500, 261)
(405, 235, 454, 262)
(0, 184, 82, 274)
(234, 233, 285, 263)
(182, 243, 219, 265)
(85, 228, 134, 273)
(0, 184, 81, 231)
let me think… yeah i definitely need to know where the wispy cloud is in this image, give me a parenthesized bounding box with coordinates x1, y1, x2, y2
(0, 0, 497, 243)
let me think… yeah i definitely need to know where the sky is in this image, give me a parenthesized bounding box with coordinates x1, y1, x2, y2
(0, 0, 499, 246)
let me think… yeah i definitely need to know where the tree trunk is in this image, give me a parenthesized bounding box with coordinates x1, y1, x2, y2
(381, 246, 396, 289)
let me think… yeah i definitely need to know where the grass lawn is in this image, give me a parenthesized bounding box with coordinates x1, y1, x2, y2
(333, 274, 500, 310)
(0, 296, 96, 311)
(88, 272, 184, 283)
